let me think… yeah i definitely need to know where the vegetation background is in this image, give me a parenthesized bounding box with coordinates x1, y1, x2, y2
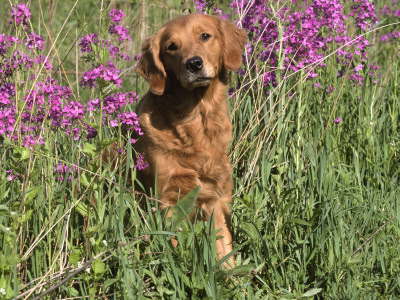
(0, 0, 399, 298)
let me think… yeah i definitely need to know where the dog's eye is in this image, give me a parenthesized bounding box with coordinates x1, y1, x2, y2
(167, 42, 178, 51)
(201, 33, 211, 41)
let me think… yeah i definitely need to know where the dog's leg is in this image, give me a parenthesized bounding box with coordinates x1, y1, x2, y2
(201, 200, 235, 269)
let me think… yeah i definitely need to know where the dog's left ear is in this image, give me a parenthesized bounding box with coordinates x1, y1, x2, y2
(136, 30, 167, 95)
(220, 19, 247, 71)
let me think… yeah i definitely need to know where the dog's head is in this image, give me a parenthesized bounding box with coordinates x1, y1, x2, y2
(136, 14, 247, 95)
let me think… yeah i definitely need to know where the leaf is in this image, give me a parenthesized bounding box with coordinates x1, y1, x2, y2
(225, 264, 256, 276)
(85, 122, 99, 130)
(170, 186, 200, 232)
(92, 259, 105, 276)
(301, 288, 323, 297)
(18, 210, 33, 223)
(74, 200, 89, 217)
(98, 138, 117, 149)
(83, 224, 101, 237)
(103, 278, 118, 290)
(80, 172, 91, 187)
(12, 145, 30, 160)
(25, 185, 42, 203)
(146, 231, 176, 237)
(82, 142, 99, 158)
(285, 218, 312, 227)
(0, 205, 9, 212)
(20, 147, 31, 161)
(66, 287, 79, 297)
(68, 251, 81, 266)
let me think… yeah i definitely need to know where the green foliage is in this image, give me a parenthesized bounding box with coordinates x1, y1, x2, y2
(0, 0, 400, 299)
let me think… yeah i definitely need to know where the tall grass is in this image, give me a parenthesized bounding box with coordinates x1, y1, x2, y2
(0, 0, 399, 299)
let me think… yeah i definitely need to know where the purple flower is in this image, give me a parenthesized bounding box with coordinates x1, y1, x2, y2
(108, 25, 130, 42)
(0, 4, 146, 160)
(351, 0, 378, 31)
(63, 101, 86, 120)
(53, 163, 75, 181)
(135, 152, 148, 170)
(80, 63, 122, 89)
(231, 0, 379, 88)
(79, 33, 99, 53)
(10, 4, 31, 27)
(334, 117, 342, 124)
(354, 64, 364, 72)
(35, 55, 53, 69)
(380, 30, 400, 44)
(0, 34, 20, 56)
(6, 170, 20, 181)
(25, 32, 46, 50)
(326, 86, 335, 94)
(120, 53, 131, 61)
(110, 119, 118, 127)
(107, 9, 125, 24)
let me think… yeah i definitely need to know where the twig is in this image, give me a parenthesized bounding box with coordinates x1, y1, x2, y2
(28, 251, 107, 300)
(351, 215, 395, 257)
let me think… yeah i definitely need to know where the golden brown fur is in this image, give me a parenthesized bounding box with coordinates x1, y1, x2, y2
(135, 14, 246, 267)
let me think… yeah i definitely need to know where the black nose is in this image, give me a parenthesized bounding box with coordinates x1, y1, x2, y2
(185, 56, 203, 73)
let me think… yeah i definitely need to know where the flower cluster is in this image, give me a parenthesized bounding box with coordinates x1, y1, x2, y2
(107, 9, 130, 42)
(79, 33, 99, 53)
(195, 0, 228, 18)
(79, 9, 131, 89)
(25, 32, 46, 50)
(54, 163, 78, 181)
(230, 0, 378, 86)
(108, 9, 125, 24)
(87, 92, 142, 136)
(350, 0, 378, 31)
(378, 1, 400, 44)
(6, 169, 20, 181)
(10, 3, 31, 27)
(80, 62, 122, 89)
(108, 25, 130, 42)
(1, 5, 147, 172)
(380, 30, 400, 43)
(135, 152, 149, 170)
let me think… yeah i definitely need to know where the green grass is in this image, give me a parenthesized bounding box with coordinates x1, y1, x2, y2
(1, 0, 400, 299)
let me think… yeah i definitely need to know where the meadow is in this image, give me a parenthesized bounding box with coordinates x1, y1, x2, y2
(0, 0, 399, 298)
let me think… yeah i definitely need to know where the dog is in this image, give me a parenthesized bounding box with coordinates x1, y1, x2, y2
(135, 14, 246, 268)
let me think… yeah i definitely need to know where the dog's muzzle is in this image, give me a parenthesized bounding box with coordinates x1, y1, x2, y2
(185, 56, 203, 73)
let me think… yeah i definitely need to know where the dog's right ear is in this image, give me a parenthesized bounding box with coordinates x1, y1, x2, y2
(136, 32, 167, 95)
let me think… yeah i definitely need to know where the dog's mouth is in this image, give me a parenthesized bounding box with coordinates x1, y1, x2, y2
(194, 77, 212, 83)
(179, 70, 214, 90)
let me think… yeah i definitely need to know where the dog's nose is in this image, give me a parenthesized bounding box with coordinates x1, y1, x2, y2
(185, 56, 203, 73)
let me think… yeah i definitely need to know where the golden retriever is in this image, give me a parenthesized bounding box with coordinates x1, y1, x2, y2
(135, 14, 246, 268)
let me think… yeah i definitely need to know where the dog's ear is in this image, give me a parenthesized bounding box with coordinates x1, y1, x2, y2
(136, 32, 167, 95)
(220, 19, 247, 71)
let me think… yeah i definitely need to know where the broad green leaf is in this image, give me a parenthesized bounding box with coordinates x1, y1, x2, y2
(68, 252, 81, 266)
(302, 288, 323, 297)
(20, 147, 31, 161)
(25, 185, 42, 203)
(98, 138, 117, 148)
(92, 259, 105, 276)
(75, 201, 89, 217)
(170, 186, 200, 232)
(82, 142, 99, 158)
